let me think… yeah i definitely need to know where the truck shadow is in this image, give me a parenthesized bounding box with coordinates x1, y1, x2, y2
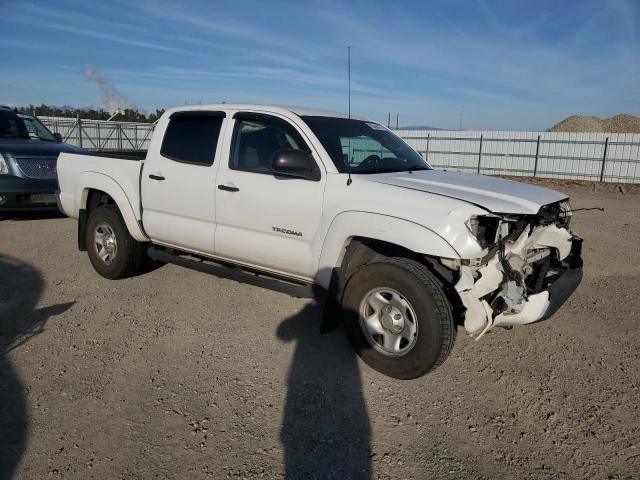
(0, 254, 73, 479)
(0, 211, 65, 222)
(276, 291, 372, 480)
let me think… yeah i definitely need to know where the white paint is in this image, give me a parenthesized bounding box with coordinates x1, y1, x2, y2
(56, 153, 147, 241)
(367, 169, 567, 214)
(139, 114, 227, 254)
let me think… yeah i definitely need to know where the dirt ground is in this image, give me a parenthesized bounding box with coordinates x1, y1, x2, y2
(1, 183, 639, 480)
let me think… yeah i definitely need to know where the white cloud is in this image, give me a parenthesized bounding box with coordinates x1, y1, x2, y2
(3, 15, 207, 58)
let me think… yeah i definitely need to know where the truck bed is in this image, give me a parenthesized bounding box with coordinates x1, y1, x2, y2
(56, 152, 144, 221)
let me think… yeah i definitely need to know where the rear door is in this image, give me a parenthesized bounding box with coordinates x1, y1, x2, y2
(141, 111, 226, 254)
(214, 112, 325, 280)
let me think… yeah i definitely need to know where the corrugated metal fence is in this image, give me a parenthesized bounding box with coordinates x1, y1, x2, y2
(39, 116, 640, 183)
(396, 130, 640, 183)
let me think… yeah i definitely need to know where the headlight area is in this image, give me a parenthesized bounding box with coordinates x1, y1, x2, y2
(443, 203, 582, 340)
(537, 200, 572, 228)
(465, 213, 537, 252)
(465, 215, 501, 248)
(0, 152, 10, 175)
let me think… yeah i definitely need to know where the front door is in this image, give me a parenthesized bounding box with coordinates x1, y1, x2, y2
(214, 112, 325, 280)
(141, 111, 226, 254)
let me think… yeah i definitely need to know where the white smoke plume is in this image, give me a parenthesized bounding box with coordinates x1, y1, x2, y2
(83, 66, 136, 113)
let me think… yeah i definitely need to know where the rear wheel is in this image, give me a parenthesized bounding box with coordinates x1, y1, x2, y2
(85, 205, 145, 279)
(342, 257, 456, 379)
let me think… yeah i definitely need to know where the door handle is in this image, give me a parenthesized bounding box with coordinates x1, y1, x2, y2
(218, 184, 239, 192)
(148, 174, 165, 181)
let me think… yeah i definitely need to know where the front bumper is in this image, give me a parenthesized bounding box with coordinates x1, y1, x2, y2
(0, 175, 59, 211)
(456, 230, 583, 339)
(491, 239, 583, 328)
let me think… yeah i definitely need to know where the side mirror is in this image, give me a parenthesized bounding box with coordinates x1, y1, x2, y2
(271, 149, 320, 181)
(53, 132, 63, 142)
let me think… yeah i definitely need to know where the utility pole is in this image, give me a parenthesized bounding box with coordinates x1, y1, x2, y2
(396, 113, 399, 129)
(459, 105, 464, 130)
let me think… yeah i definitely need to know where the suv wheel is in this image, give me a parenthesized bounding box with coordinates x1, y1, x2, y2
(342, 257, 456, 379)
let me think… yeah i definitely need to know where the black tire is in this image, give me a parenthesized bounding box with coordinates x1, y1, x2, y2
(342, 257, 456, 379)
(85, 205, 146, 279)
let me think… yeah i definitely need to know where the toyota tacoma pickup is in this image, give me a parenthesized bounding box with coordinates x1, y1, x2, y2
(56, 104, 583, 379)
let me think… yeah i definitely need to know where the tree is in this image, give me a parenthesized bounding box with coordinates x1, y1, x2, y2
(20, 104, 164, 123)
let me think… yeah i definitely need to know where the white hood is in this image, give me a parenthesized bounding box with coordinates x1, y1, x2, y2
(365, 170, 568, 214)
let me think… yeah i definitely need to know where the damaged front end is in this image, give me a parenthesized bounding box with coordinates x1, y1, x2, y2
(445, 200, 583, 339)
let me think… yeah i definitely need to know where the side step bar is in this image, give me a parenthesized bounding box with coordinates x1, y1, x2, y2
(147, 246, 317, 299)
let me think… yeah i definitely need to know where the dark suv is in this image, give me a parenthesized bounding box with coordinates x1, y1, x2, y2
(0, 106, 83, 211)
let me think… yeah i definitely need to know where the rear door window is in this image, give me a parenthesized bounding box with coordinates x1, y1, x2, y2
(160, 112, 224, 165)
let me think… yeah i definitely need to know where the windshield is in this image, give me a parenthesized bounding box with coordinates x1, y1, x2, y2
(0, 110, 57, 141)
(18, 113, 57, 141)
(301, 116, 430, 174)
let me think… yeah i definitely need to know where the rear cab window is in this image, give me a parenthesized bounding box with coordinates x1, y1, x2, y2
(160, 111, 225, 165)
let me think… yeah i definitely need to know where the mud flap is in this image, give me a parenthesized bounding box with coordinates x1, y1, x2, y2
(320, 268, 343, 334)
(78, 208, 88, 251)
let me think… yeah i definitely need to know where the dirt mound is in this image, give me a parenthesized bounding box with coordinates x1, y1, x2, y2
(603, 114, 640, 133)
(549, 114, 640, 133)
(549, 115, 604, 132)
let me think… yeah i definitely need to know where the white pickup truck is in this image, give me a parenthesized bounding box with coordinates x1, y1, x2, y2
(56, 104, 583, 379)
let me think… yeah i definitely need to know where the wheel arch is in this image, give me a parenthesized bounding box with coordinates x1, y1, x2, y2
(316, 211, 460, 289)
(77, 173, 147, 243)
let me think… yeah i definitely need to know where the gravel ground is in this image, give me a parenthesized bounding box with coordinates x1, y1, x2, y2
(1, 184, 639, 480)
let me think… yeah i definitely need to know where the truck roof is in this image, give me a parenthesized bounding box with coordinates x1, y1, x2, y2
(164, 104, 367, 121)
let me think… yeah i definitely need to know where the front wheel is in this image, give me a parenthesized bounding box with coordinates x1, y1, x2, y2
(342, 257, 456, 379)
(85, 205, 146, 279)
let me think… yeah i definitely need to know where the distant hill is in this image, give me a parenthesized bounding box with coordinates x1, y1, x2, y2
(548, 114, 640, 133)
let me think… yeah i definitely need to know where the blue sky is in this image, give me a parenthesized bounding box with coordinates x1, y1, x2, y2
(1, 0, 638, 130)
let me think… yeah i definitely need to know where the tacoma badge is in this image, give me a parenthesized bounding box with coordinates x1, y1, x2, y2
(272, 227, 302, 237)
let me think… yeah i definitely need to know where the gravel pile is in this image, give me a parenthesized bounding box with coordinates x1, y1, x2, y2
(549, 114, 640, 133)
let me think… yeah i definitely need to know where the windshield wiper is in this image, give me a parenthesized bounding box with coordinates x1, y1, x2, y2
(378, 165, 430, 174)
(406, 165, 429, 173)
(0, 134, 31, 140)
(357, 166, 425, 175)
